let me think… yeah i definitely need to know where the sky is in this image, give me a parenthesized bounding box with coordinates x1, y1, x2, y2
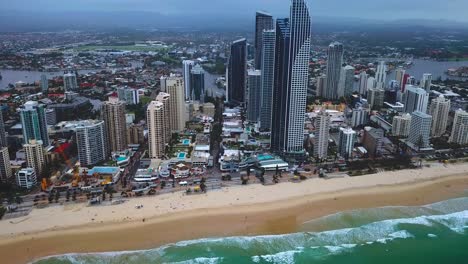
(1, 0, 467, 22)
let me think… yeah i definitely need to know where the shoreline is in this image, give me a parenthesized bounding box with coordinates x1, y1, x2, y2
(1, 164, 468, 264)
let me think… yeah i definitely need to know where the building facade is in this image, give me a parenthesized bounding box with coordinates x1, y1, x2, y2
(190, 64, 205, 101)
(358, 71, 368, 96)
(338, 65, 355, 98)
(351, 107, 369, 128)
(164, 77, 187, 132)
(40, 74, 48, 92)
(375, 61, 387, 89)
(63, 71, 78, 91)
(421, 73, 432, 92)
(16, 168, 36, 189)
(368, 88, 385, 110)
(182, 60, 195, 100)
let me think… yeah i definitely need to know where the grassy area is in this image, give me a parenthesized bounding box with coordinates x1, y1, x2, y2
(75, 45, 168, 52)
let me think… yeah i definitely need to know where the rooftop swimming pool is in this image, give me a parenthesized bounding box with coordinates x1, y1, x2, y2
(182, 139, 191, 145)
(86, 167, 119, 175)
(178, 152, 187, 159)
(257, 154, 274, 161)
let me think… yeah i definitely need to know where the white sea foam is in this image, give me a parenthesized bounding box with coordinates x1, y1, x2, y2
(255, 249, 303, 264)
(170, 257, 223, 264)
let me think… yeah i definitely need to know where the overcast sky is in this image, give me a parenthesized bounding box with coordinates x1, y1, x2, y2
(1, 0, 468, 22)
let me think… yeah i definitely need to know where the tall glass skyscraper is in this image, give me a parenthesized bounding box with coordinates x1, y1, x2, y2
(271, 0, 311, 157)
(255, 11, 274, 70)
(227, 38, 247, 104)
(190, 64, 205, 101)
(259, 29, 276, 131)
(325, 42, 344, 100)
(20, 101, 49, 146)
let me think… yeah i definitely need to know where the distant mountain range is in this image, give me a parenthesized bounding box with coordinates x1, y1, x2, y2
(1, 10, 468, 33)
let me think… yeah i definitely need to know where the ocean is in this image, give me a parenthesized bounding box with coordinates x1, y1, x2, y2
(34, 197, 468, 264)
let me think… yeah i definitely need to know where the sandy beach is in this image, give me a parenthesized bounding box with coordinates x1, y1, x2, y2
(1, 163, 468, 264)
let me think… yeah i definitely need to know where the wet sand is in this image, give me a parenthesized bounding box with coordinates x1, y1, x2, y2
(0, 164, 468, 264)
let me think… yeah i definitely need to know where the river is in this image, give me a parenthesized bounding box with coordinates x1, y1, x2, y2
(384, 58, 468, 82)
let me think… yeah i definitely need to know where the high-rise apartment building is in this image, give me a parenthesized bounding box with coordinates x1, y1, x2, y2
(101, 99, 127, 152)
(20, 101, 49, 146)
(117, 87, 140, 105)
(247, 70, 262, 123)
(368, 88, 385, 110)
(395, 67, 405, 90)
(147, 101, 167, 159)
(358, 71, 368, 95)
(338, 127, 356, 158)
(403, 85, 429, 114)
(429, 95, 450, 137)
(255, 11, 274, 70)
(259, 29, 276, 131)
(0, 147, 12, 183)
(351, 107, 369, 127)
(16, 168, 36, 189)
(63, 71, 78, 91)
(164, 77, 187, 132)
(24, 140, 46, 177)
(449, 109, 468, 145)
(155, 92, 171, 144)
(375, 61, 387, 89)
(40, 74, 48, 92)
(324, 42, 344, 100)
(408, 111, 432, 150)
(363, 127, 384, 158)
(313, 111, 331, 159)
(182, 60, 195, 100)
(316, 75, 326, 97)
(392, 114, 412, 137)
(338, 65, 355, 97)
(227, 38, 247, 104)
(421, 73, 432, 92)
(126, 124, 145, 145)
(75, 120, 108, 167)
(0, 111, 7, 148)
(271, 0, 311, 157)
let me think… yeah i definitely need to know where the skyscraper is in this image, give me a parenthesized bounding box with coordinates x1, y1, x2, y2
(316, 75, 326, 97)
(367, 76, 376, 91)
(254, 11, 274, 70)
(338, 65, 355, 97)
(247, 70, 262, 122)
(403, 85, 429, 114)
(271, 0, 311, 157)
(325, 42, 344, 99)
(147, 101, 167, 159)
(227, 38, 247, 104)
(40, 74, 48, 92)
(358, 71, 368, 95)
(259, 29, 276, 131)
(190, 64, 205, 101)
(392, 114, 412, 137)
(375, 61, 387, 89)
(351, 107, 369, 127)
(164, 76, 187, 132)
(0, 147, 12, 183)
(408, 111, 432, 150)
(0, 111, 7, 148)
(421, 73, 432, 92)
(20, 101, 49, 146)
(75, 120, 107, 166)
(63, 71, 78, 91)
(314, 111, 331, 159)
(449, 109, 468, 145)
(155, 92, 171, 144)
(101, 98, 127, 152)
(338, 127, 356, 159)
(117, 87, 140, 105)
(401, 73, 410, 92)
(24, 140, 46, 177)
(367, 88, 385, 110)
(182, 60, 195, 100)
(395, 67, 406, 89)
(429, 95, 450, 137)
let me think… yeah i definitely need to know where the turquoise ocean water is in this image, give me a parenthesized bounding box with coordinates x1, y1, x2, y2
(35, 197, 468, 264)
